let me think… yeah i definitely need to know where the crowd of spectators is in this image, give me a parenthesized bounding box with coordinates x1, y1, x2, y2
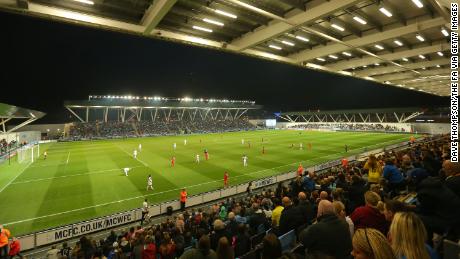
(68, 118, 255, 140)
(0, 139, 20, 156)
(3, 135, 459, 259)
(288, 123, 405, 132)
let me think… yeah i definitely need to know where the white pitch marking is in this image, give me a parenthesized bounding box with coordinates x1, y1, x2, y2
(2, 136, 409, 226)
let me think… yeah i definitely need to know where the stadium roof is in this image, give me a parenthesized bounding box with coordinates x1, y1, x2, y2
(0, 0, 451, 96)
(0, 103, 46, 133)
(281, 107, 425, 115)
(278, 107, 426, 123)
(65, 97, 260, 109)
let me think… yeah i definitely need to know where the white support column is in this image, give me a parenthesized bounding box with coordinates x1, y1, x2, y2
(376, 113, 383, 123)
(402, 112, 424, 122)
(203, 109, 210, 120)
(233, 109, 240, 120)
(167, 108, 172, 122)
(180, 109, 185, 121)
(193, 109, 198, 121)
(358, 113, 366, 123)
(394, 112, 401, 123)
(138, 108, 143, 121)
(104, 107, 109, 122)
(329, 114, 337, 122)
(236, 109, 249, 119)
(315, 115, 322, 122)
(86, 107, 89, 122)
(153, 108, 158, 122)
(66, 107, 85, 123)
(122, 108, 126, 123)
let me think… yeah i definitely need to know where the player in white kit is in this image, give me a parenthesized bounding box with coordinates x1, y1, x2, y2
(133, 150, 138, 159)
(299, 143, 303, 150)
(184, 139, 187, 145)
(147, 174, 153, 190)
(138, 144, 142, 151)
(123, 167, 130, 176)
(195, 154, 200, 163)
(173, 143, 177, 150)
(241, 139, 244, 145)
(242, 155, 248, 167)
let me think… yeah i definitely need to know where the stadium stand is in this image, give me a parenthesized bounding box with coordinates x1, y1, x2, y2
(68, 118, 255, 140)
(287, 123, 405, 132)
(19, 134, 458, 259)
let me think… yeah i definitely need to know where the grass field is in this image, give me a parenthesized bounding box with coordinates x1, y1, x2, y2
(0, 130, 411, 235)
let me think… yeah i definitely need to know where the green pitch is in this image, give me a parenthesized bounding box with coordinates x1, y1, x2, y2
(0, 130, 411, 235)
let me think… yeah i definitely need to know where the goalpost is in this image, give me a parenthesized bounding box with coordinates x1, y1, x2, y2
(17, 143, 40, 164)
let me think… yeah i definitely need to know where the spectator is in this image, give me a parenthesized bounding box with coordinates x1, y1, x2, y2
(319, 191, 329, 201)
(333, 201, 354, 237)
(348, 175, 366, 214)
(60, 242, 71, 258)
(383, 158, 405, 195)
(176, 214, 185, 234)
(180, 235, 217, 259)
(247, 203, 267, 234)
(302, 172, 316, 192)
(0, 225, 10, 259)
(225, 212, 238, 237)
(216, 237, 233, 259)
(158, 233, 175, 259)
(382, 200, 407, 222)
(131, 238, 144, 259)
(46, 245, 60, 259)
(278, 197, 303, 234)
(351, 228, 396, 259)
(210, 219, 231, 251)
(389, 212, 438, 259)
(261, 234, 282, 259)
(442, 159, 460, 197)
(271, 198, 284, 228)
(8, 237, 21, 259)
(296, 192, 314, 226)
(364, 155, 382, 185)
(351, 191, 388, 235)
(142, 236, 156, 259)
(233, 224, 250, 257)
(416, 176, 460, 241)
(300, 200, 352, 258)
(79, 236, 95, 259)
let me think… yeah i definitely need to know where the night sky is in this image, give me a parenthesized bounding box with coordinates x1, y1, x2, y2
(0, 11, 448, 122)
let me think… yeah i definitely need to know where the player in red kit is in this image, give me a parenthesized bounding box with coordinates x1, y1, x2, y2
(204, 149, 209, 160)
(224, 171, 229, 188)
(262, 146, 265, 154)
(308, 142, 312, 151)
(171, 156, 176, 167)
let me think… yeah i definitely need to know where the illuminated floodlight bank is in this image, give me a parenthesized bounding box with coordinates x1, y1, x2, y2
(89, 95, 255, 104)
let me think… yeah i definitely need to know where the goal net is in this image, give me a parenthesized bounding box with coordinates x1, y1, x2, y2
(17, 144, 40, 164)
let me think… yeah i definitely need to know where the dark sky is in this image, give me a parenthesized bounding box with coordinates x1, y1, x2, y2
(0, 11, 448, 122)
